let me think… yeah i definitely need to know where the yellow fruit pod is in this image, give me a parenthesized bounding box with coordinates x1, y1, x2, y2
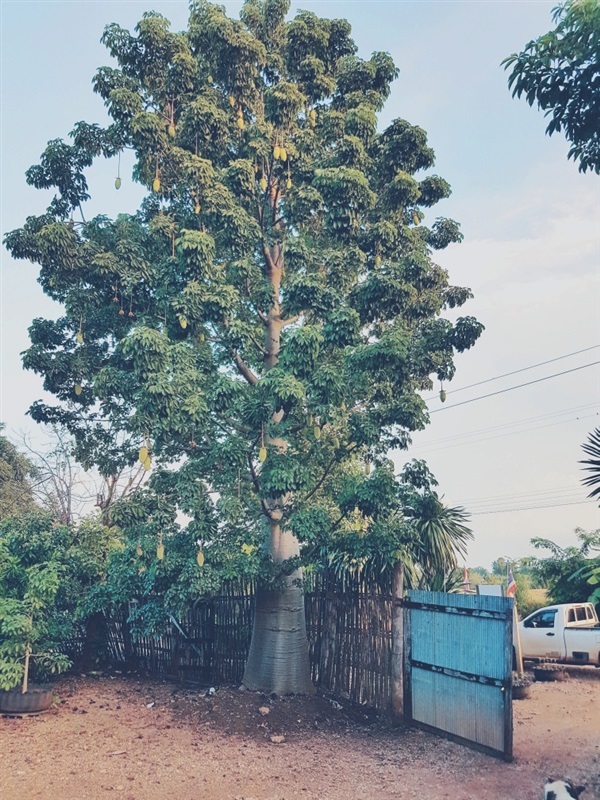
(143, 455, 152, 471)
(180, 317, 188, 329)
(136, 544, 143, 557)
(260, 176, 267, 191)
(168, 124, 176, 138)
(76, 331, 83, 344)
(273, 145, 281, 160)
(309, 109, 317, 121)
(236, 117, 245, 130)
(153, 177, 161, 192)
(229, 96, 236, 107)
(258, 446, 267, 463)
(333, 437, 340, 449)
(253, 163, 259, 173)
(194, 203, 201, 214)
(365, 461, 371, 476)
(412, 211, 420, 225)
(286, 178, 292, 189)
(440, 389, 447, 403)
(374, 255, 382, 267)
(138, 445, 149, 463)
(279, 148, 287, 162)
(196, 548, 205, 567)
(115, 177, 122, 190)
(156, 543, 165, 561)
(314, 426, 321, 440)
(74, 384, 82, 396)
(207, 75, 213, 84)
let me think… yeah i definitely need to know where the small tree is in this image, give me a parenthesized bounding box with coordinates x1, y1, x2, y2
(5, 1, 482, 693)
(0, 424, 37, 520)
(531, 528, 600, 608)
(503, 0, 600, 174)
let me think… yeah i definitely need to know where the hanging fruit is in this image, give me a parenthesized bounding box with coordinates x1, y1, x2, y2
(207, 75, 213, 84)
(314, 425, 321, 440)
(168, 124, 176, 138)
(115, 177, 122, 190)
(440, 389, 447, 403)
(258, 446, 267, 463)
(260, 175, 267, 192)
(143, 455, 152, 471)
(412, 211, 420, 225)
(236, 117, 245, 130)
(273, 144, 281, 160)
(196, 548, 205, 567)
(156, 542, 165, 560)
(333, 437, 340, 449)
(76, 331, 83, 344)
(279, 147, 287, 162)
(118, 308, 125, 316)
(365, 460, 371, 476)
(309, 108, 317, 128)
(228, 96, 236, 107)
(153, 177, 161, 192)
(194, 203, 201, 214)
(74, 384, 82, 396)
(374, 254, 382, 267)
(286, 177, 292, 189)
(138, 445, 149, 463)
(180, 317, 188, 329)
(136, 542, 143, 557)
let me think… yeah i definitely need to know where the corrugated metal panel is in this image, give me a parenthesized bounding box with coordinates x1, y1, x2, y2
(405, 590, 513, 760)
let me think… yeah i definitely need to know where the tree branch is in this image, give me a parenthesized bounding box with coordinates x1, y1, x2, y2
(232, 349, 259, 385)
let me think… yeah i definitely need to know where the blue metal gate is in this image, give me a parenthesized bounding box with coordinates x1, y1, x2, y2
(404, 590, 513, 761)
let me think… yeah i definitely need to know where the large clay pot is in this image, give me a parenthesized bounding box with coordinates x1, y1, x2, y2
(0, 685, 54, 715)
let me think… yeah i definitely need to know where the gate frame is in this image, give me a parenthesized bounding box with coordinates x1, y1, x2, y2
(403, 592, 513, 761)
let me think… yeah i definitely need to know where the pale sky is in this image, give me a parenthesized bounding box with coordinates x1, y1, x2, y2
(1, 1, 599, 568)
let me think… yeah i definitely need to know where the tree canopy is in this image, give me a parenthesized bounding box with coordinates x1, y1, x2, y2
(0, 424, 37, 520)
(4, 0, 482, 692)
(503, 0, 600, 173)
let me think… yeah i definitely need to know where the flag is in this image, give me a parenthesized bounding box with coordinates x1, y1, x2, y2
(507, 569, 517, 598)
(463, 565, 470, 592)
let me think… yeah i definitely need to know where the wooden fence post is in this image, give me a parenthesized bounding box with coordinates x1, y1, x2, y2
(391, 562, 404, 720)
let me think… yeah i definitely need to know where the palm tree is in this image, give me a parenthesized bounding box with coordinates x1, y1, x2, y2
(580, 428, 600, 504)
(405, 493, 473, 589)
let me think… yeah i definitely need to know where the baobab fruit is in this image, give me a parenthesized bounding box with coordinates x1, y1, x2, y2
(260, 176, 267, 191)
(139, 445, 149, 463)
(156, 543, 165, 560)
(236, 117, 245, 130)
(136, 544, 143, 557)
(153, 177, 161, 192)
(229, 96, 235, 107)
(168, 124, 176, 138)
(258, 446, 267, 463)
(180, 317, 188, 329)
(143, 455, 152, 471)
(76, 331, 83, 344)
(279, 147, 287, 162)
(194, 203, 201, 214)
(440, 389, 447, 402)
(313, 426, 321, 440)
(196, 549, 205, 567)
(115, 177, 122, 190)
(273, 145, 281, 160)
(286, 178, 292, 189)
(74, 384, 82, 396)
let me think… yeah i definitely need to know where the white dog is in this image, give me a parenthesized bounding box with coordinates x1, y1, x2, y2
(544, 779, 586, 800)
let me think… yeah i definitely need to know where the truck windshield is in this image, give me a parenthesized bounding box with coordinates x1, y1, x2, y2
(526, 610, 556, 628)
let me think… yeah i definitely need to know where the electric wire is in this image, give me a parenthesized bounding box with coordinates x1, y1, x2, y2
(410, 411, 598, 453)
(428, 361, 599, 413)
(469, 499, 591, 515)
(424, 344, 599, 401)
(461, 484, 591, 504)
(408, 402, 600, 447)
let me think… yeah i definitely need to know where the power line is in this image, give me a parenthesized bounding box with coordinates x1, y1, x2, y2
(428, 361, 599, 414)
(424, 344, 599, 401)
(461, 484, 589, 504)
(470, 499, 592, 515)
(411, 402, 598, 447)
(411, 412, 598, 453)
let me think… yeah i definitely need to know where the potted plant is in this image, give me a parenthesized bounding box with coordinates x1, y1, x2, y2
(0, 557, 71, 714)
(512, 671, 534, 700)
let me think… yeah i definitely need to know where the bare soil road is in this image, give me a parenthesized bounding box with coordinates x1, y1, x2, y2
(1, 669, 598, 800)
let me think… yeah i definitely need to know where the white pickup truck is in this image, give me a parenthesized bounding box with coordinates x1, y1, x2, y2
(518, 602, 600, 665)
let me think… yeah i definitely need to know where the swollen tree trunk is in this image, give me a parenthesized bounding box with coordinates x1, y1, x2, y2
(243, 521, 313, 694)
(242, 242, 313, 694)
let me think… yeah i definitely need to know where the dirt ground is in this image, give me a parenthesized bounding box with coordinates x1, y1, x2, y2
(1, 668, 598, 800)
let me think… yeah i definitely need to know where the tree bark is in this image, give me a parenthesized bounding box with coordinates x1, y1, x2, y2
(243, 518, 313, 694)
(391, 563, 405, 720)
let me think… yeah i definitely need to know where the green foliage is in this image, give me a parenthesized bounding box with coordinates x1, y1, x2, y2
(580, 427, 600, 504)
(0, 424, 37, 520)
(0, 512, 121, 690)
(503, 0, 600, 173)
(531, 528, 600, 608)
(4, 2, 481, 646)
